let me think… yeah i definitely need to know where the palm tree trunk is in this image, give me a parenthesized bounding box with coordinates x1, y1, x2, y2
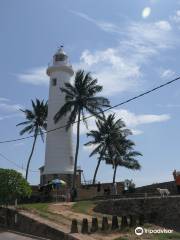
(72, 109, 81, 191)
(92, 149, 106, 185)
(93, 158, 101, 184)
(113, 165, 118, 184)
(25, 134, 37, 180)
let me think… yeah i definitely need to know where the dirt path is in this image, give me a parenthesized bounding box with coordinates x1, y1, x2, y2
(48, 202, 133, 240)
(19, 203, 180, 240)
(21, 203, 131, 240)
(49, 203, 94, 222)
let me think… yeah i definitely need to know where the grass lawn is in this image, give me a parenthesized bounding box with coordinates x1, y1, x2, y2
(18, 203, 54, 219)
(19, 201, 97, 219)
(20, 200, 97, 215)
(154, 232, 180, 239)
(19, 203, 49, 212)
(71, 200, 97, 215)
(72, 200, 115, 221)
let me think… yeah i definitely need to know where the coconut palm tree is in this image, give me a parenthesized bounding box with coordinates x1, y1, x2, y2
(98, 114, 142, 184)
(54, 70, 110, 190)
(108, 150, 142, 183)
(17, 99, 48, 180)
(84, 117, 108, 184)
(85, 114, 130, 184)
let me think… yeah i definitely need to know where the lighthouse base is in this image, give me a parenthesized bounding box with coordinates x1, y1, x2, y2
(39, 166, 82, 187)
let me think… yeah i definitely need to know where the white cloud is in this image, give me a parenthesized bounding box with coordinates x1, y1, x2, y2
(125, 21, 173, 53)
(83, 144, 98, 153)
(0, 97, 10, 102)
(17, 67, 48, 86)
(0, 103, 22, 113)
(171, 10, 180, 23)
(71, 10, 171, 42)
(18, 14, 174, 93)
(71, 10, 171, 43)
(71, 10, 173, 48)
(0, 98, 23, 113)
(113, 109, 170, 128)
(160, 69, 176, 79)
(74, 16, 174, 96)
(73, 109, 170, 137)
(0, 99, 23, 120)
(74, 10, 174, 45)
(0, 113, 22, 121)
(75, 48, 141, 96)
(131, 129, 143, 135)
(17, 15, 174, 103)
(142, 7, 151, 19)
(155, 21, 171, 31)
(70, 10, 121, 34)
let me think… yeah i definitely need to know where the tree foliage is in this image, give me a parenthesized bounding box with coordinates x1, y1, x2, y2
(85, 113, 142, 183)
(17, 99, 48, 140)
(0, 168, 31, 205)
(54, 70, 110, 190)
(17, 99, 48, 180)
(85, 114, 132, 183)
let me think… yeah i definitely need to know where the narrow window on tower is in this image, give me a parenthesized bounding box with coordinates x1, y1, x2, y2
(52, 78, 57, 86)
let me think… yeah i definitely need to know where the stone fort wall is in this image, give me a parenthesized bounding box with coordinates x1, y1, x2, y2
(135, 181, 177, 195)
(94, 196, 180, 232)
(0, 207, 78, 240)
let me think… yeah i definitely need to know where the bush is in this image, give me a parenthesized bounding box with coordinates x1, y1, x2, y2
(0, 168, 32, 205)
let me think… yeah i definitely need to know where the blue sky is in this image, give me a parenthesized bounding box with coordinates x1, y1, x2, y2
(1, 0, 180, 186)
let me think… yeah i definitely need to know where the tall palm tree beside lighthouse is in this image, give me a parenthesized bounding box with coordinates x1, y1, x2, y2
(17, 99, 48, 180)
(54, 69, 110, 191)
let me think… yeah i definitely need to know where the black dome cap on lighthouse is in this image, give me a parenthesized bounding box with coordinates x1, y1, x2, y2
(54, 45, 68, 62)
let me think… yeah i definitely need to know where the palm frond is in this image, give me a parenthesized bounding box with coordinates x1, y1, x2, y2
(17, 98, 48, 140)
(16, 120, 32, 127)
(39, 128, 45, 142)
(66, 105, 79, 129)
(19, 125, 34, 136)
(89, 145, 102, 157)
(81, 108, 88, 129)
(54, 101, 74, 123)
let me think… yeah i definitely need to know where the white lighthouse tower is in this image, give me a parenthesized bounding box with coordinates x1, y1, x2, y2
(41, 46, 74, 185)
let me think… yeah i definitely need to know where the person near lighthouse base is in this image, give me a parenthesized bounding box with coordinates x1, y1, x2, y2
(173, 169, 180, 194)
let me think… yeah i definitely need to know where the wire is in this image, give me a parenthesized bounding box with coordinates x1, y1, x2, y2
(0, 152, 38, 172)
(0, 75, 180, 144)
